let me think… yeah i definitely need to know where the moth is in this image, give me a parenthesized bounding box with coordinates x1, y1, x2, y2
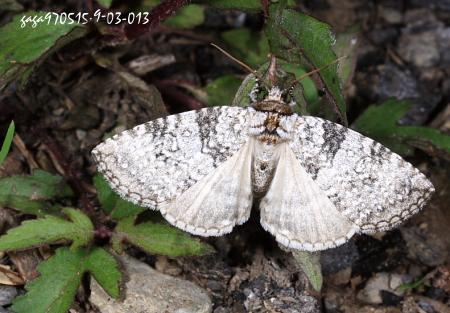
(92, 84, 434, 251)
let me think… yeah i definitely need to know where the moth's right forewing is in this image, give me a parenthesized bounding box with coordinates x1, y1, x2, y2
(289, 116, 434, 233)
(92, 106, 251, 208)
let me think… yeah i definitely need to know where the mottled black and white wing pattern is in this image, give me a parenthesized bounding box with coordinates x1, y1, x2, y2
(92, 106, 251, 216)
(288, 115, 435, 235)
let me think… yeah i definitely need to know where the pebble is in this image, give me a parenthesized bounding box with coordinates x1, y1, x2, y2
(90, 255, 212, 313)
(0, 285, 17, 306)
(397, 31, 440, 68)
(357, 272, 410, 305)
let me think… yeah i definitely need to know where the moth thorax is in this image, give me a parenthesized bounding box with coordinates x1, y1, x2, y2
(251, 141, 281, 197)
(252, 100, 293, 115)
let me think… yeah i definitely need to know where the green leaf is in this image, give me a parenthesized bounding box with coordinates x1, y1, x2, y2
(292, 251, 323, 292)
(0, 208, 94, 251)
(398, 276, 425, 291)
(205, 75, 242, 107)
(93, 174, 117, 213)
(11, 248, 84, 313)
(0, 170, 73, 216)
(221, 28, 269, 68)
(0, 0, 24, 12)
(333, 27, 359, 87)
(353, 99, 450, 158)
(97, 0, 114, 8)
(0, 11, 87, 90)
(113, 216, 213, 257)
(93, 174, 145, 219)
(165, 4, 205, 29)
(0, 121, 15, 165)
(197, 0, 261, 11)
(265, 4, 348, 124)
(85, 248, 122, 298)
(11, 247, 122, 313)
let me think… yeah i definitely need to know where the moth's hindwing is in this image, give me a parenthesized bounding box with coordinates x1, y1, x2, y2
(260, 143, 358, 251)
(289, 116, 435, 233)
(92, 106, 250, 208)
(160, 139, 255, 236)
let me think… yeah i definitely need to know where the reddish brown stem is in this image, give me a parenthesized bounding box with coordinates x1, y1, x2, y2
(125, 0, 191, 40)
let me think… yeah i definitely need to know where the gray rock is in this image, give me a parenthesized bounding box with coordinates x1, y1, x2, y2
(436, 27, 450, 66)
(0, 285, 17, 306)
(90, 255, 212, 313)
(376, 63, 421, 100)
(378, 6, 403, 24)
(397, 31, 440, 68)
(0, 307, 10, 313)
(357, 272, 410, 305)
(213, 307, 230, 313)
(401, 226, 449, 267)
(408, 0, 450, 11)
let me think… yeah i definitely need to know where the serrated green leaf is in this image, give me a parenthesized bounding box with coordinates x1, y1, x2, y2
(85, 248, 122, 298)
(293, 251, 322, 292)
(97, 0, 113, 8)
(165, 5, 205, 29)
(0, 11, 87, 90)
(11, 246, 121, 313)
(11, 248, 84, 313)
(221, 28, 269, 68)
(0, 208, 94, 251)
(0, 121, 15, 165)
(205, 75, 242, 107)
(197, 0, 261, 11)
(265, 3, 348, 124)
(94, 174, 145, 219)
(114, 216, 214, 257)
(0, 170, 73, 216)
(353, 99, 450, 158)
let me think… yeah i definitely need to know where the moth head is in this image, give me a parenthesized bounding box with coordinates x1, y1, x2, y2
(250, 84, 294, 115)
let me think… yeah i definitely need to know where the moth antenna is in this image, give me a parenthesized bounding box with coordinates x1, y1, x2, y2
(282, 55, 348, 93)
(210, 43, 256, 75)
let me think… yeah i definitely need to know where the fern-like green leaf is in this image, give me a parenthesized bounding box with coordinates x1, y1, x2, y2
(0, 170, 73, 216)
(11, 247, 122, 313)
(113, 216, 213, 257)
(85, 248, 122, 298)
(0, 208, 94, 251)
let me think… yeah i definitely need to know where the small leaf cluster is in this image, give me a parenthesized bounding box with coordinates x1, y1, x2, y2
(0, 172, 212, 313)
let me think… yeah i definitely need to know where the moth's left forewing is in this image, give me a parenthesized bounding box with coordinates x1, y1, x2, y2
(92, 106, 251, 209)
(289, 116, 434, 233)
